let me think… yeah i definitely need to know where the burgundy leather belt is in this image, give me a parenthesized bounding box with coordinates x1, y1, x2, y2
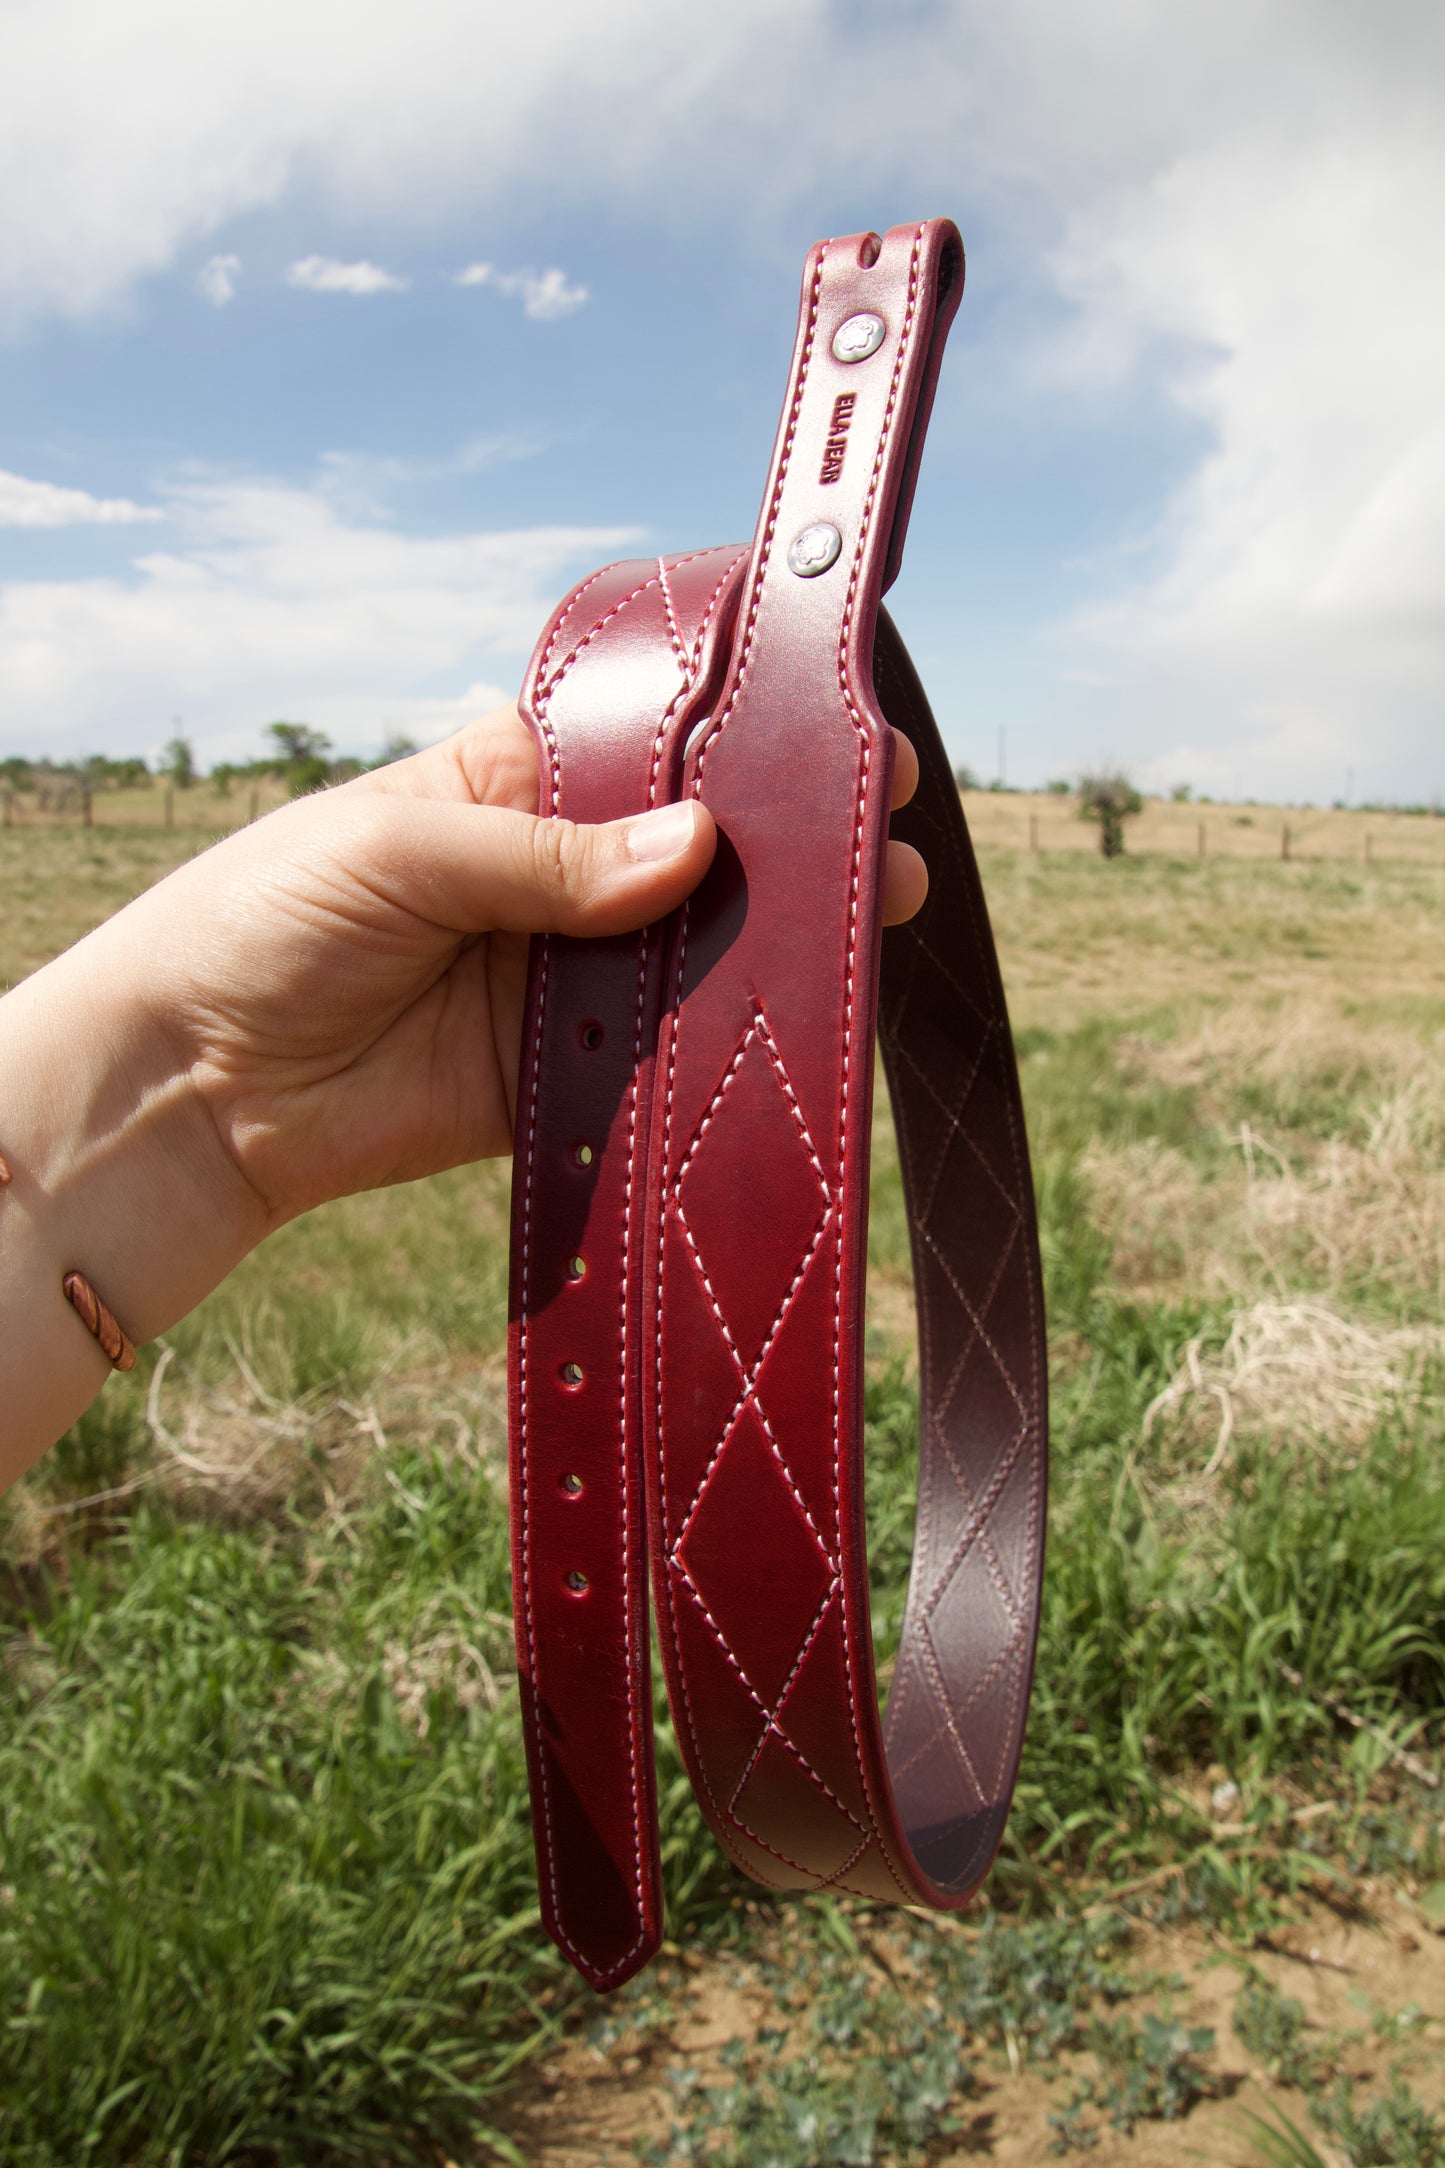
(508, 219, 1047, 1992)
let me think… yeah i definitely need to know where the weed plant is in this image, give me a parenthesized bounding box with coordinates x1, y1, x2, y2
(1233, 1978, 1320, 2088)
(1047, 2009, 1221, 2151)
(1242, 2078, 1445, 2168)
(637, 1908, 1141, 2166)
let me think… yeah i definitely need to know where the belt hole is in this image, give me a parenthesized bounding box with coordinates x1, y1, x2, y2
(564, 1569, 588, 1594)
(572, 1142, 594, 1168)
(560, 1473, 583, 1496)
(579, 1020, 604, 1050)
(567, 1255, 586, 1281)
(559, 1361, 583, 1388)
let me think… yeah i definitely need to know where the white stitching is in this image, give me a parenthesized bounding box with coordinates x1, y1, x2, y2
(519, 552, 733, 1978)
(665, 1009, 836, 1562)
(540, 546, 725, 701)
(672, 1010, 834, 1204)
(725, 1579, 844, 1810)
(653, 231, 929, 1909)
(516, 939, 587, 1963)
(689, 551, 747, 676)
(668, 1200, 837, 1563)
(821, 228, 927, 1906)
(687, 252, 828, 783)
(658, 554, 690, 687)
(536, 559, 621, 686)
(517, 614, 652, 1987)
(873, 633, 1046, 1871)
(920, 1217, 1029, 1427)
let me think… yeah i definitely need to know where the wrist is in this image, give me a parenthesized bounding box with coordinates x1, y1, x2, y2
(0, 925, 269, 1472)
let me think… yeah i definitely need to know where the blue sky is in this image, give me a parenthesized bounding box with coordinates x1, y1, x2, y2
(1, 0, 1440, 804)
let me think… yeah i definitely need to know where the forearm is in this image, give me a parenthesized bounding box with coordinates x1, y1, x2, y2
(0, 927, 265, 1484)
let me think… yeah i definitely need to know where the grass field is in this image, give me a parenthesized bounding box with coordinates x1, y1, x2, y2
(1, 806, 1443, 2165)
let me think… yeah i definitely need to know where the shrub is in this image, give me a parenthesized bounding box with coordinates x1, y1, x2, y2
(1078, 769, 1144, 857)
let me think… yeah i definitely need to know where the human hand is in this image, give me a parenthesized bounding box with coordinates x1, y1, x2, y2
(0, 701, 925, 1469)
(115, 703, 926, 1234)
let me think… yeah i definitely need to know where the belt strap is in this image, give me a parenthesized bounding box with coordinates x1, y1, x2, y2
(508, 220, 1047, 1992)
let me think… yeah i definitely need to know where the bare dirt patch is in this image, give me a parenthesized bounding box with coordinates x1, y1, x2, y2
(489, 1885, 1445, 2166)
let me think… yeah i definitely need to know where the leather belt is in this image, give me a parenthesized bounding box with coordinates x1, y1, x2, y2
(507, 219, 1048, 1992)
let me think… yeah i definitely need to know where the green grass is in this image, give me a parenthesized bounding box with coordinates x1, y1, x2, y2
(2, 837, 1442, 2161)
(1, 1451, 537, 2164)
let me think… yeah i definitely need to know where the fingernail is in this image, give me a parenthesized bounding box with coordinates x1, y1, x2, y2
(625, 801, 697, 862)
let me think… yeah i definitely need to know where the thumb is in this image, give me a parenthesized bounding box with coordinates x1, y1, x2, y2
(337, 792, 718, 938)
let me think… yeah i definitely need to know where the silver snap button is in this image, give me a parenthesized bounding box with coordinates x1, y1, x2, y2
(832, 312, 886, 363)
(786, 522, 843, 578)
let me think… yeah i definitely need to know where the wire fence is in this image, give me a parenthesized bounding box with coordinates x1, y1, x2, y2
(1, 782, 288, 833)
(959, 795, 1445, 868)
(3, 782, 1444, 868)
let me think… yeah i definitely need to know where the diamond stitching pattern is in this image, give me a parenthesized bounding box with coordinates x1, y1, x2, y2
(873, 635, 1046, 1898)
(513, 545, 756, 1985)
(662, 1007, 869, 1851)
(655, 653, 1046, 1904)
(668, 1012, 837, 1569)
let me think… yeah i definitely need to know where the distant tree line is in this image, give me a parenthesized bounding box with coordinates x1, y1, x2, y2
(0, 725, 419, 804)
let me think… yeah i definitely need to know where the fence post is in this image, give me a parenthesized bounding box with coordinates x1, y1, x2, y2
(1281, 823, 1289, 861)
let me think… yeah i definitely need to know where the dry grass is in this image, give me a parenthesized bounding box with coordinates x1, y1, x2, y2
(4, 1334, 506, 1568)
(2, 777, 287, 835)
(976, 847, 1445, 1033)
(1143, 1299, 1445, 1472)
(0, 782, 286, 989)
(382, 1607, 512, 1738)
(6, 800, 1445, 2168)
(1082, 1007, 1445, 1315)
(962, 786, 1445, 866)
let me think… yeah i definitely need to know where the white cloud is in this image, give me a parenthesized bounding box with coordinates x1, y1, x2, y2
(454, 262, 588, 320)
(197, 252, 241, 306)
(0, 472, 634, 760)
(0, 470, 162, 530)
(315, 434, 542, 521)
(1047, 111, 1445, 800)
(0, 1, 809, 329)
(286, 255, 407, 295)
(0, 1, 1440, 794)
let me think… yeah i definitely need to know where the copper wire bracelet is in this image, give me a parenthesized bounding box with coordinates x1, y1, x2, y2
(0, 1153, 137, 1371)
(63, 1271, 137, 1373)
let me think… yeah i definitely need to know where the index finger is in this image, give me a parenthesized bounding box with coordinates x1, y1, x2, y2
(890, 726, 919, 811)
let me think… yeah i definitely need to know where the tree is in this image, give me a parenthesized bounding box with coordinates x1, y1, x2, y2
(265, 721, 333, 798)
(163, 735, 196, 789)
(265, 721, 331, 767)
(376, 734, 419, 768)
(1077, 769, 1143, 858)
